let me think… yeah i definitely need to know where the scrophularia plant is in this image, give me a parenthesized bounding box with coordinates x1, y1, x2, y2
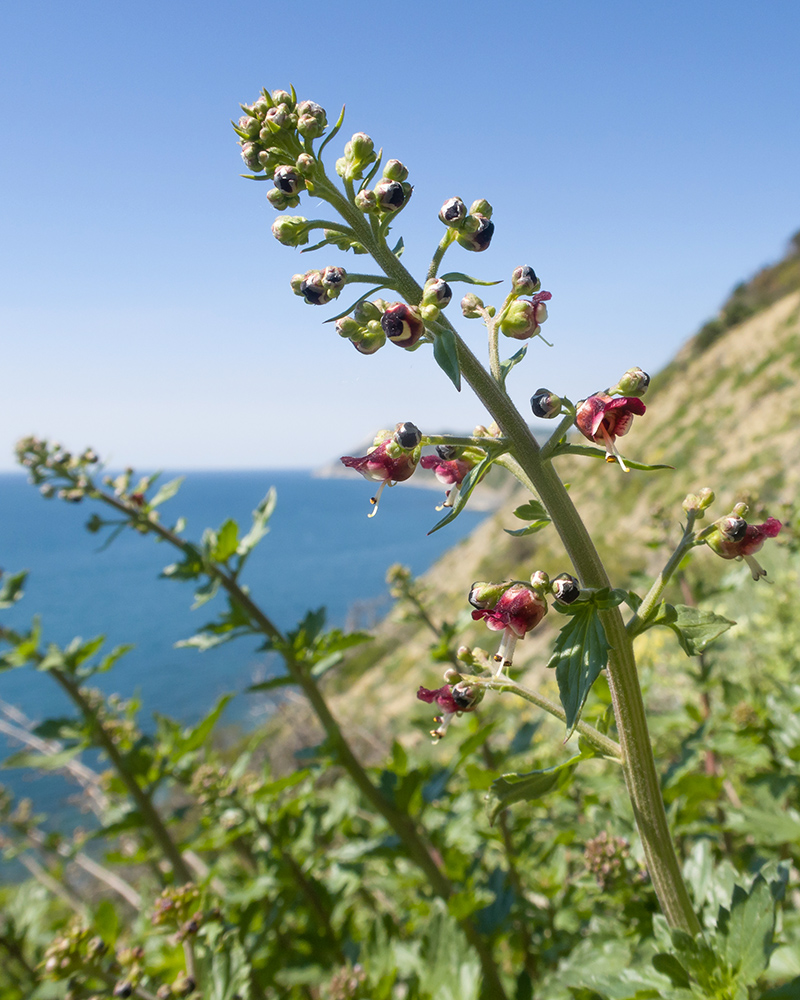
(234, 86, 784, 937)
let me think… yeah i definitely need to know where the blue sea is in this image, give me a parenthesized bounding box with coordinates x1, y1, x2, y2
(0, 470, 486, 817)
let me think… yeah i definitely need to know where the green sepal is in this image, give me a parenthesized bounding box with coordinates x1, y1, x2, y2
(548, 591, 624, 738)
(549, 442, 674, 471)
(317, 104, 346, 157)
(499, 346, 527, 387)
(239, 173, 270, 181)
(438, 271, 502, 286)
(427, 453, 496, 535)
(391, 236, 404, 258)
(359, 148, 383, 191)
(487, 754, 584, 823)
(432, 325, 461, 391)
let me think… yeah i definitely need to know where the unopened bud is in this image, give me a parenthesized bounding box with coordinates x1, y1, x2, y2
(511, 265, 541, 295)
(551, 573, 580, 604)
(381, 302, 425, 348)
(393, 422, 422, 450)
(352, 324, 386, 354)
(697, 488, 715, 510)
(296, 100, 327, 138)
(436, 444, 457, 460)
(530, 388, 562, 419)
(271, 216, 310, 247)
(461, 293, 484, 318)
(456, 215, 494, 252)
(718, 515, 747, 542)
(530, 570, 550, 593)
(608, 367, 650, 398)
(374, 177, 410, 213)
(469, 198, 493, 218)
(439, 197, 467, 227)
(468, 581, 510, 609)
(422, 277, 452, 309)
(273, 165, 304, 196)
(383, 159, 409, 181)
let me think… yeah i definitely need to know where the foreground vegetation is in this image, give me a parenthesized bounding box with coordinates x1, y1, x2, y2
(1, 86, 799, 999)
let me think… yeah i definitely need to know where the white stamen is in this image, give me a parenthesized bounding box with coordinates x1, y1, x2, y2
(599, 425, 629, 473)
(368, 479, 391, 517)
(494, 629, 518, 675)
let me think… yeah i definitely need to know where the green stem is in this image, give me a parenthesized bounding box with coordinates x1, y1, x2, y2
(427, 230, 456, 280)
(539, 407, 577, 461)
(317, 213, 700, 933)
(49, 670, 193, 884)
(627, 513, 699, 638)
(462, 675, 622, 760)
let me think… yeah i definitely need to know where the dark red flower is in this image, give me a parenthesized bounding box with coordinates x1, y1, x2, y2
(417, 684, 480, 740)
(575, 392, 646, 472)
(341, 422, 422, 516)
(470, 582, 548, 674)
(706, 516, 781, 580)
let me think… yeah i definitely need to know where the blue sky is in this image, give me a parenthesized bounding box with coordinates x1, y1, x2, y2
(2, 1, 799, 469)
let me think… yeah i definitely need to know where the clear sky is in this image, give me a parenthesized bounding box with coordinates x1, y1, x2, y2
(2, 1, 799, 470)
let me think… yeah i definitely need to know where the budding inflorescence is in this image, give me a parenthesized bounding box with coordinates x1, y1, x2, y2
(340, 422, 423, 516)
(438, 197, 495, 252)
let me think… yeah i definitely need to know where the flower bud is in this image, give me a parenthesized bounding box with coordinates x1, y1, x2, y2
(697, 488, 715, 510)
(355, 191, 378, 215)
(551, 573, 580, 604)
(237, 115, 261, 139)
(530, 388, 562, 419)
(295, 152, 315, 176)
(608, 367, 651, 398)
(394, 422, 422, 449)
(240, 142, 263, 172)
(383, 159, 409, 181)
(374, 177, 410, 213)
(354, 299, 385, 323)
(352, 324, 386, 354)
(439, 197, 467, 227)
(436, 444, 458, 460)
(682, 493, 700, 514)
(271, 89, 294, 108)
(321, 265, 346, 290)
(469, 198, 493, 218)
(443, 667, 461, 683)
(296, 100, 327, 138)
(511, 265, 541, 295)
(335, 316, 362, 339)
(336, 132, 377, 180)
(468, 581, 511, 609)
(461, 293, 484, 318)
(271, 216, 310, 247)
(530, 570, 550, 593)
(273, 165, 304, 196)
(456, 215, 494, 252)
(292, 270, 328, 305)
(381, 302, 425, 348)
(422, 278, 453, 309)
(500, 292, 552, 339)
(718, 515, 747, 542)
(267, 188, 292, 210)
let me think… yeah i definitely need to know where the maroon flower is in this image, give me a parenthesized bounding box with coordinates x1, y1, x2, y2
(471, 582, 548, 674)
(417, 683, 480, 740)
(706, 516, 782, 580)
(341, 422, 422, 516)
(575, 392, 646, 472)
(420, 449, 477, 509)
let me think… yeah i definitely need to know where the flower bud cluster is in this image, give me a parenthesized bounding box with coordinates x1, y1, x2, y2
(336, 132, 377, 181)
(335, 298, 388, 355)
(682, 487, 715, 515)
(150, 883, 202, 929)
(43, 923, 103, 980)
(438, 197, 495, 252)
(235, 89, 328, 209)
(290, 266, 347, 305)
(341, 423, 422, 514)
(15, 436, 100, 502)
(584, 831, 632, 891)
(419, 277, 453, 321)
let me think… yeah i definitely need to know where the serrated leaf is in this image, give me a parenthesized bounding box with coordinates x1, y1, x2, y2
(548, 603, 612, 738)
(0, 570, 27, 609)
(512, 499, 549, 521)
(428, 453, 496, 534)
(432, 326, 461, 391)
(178, 694, 233, 755)
(148, 476, 184, 508)
(487, 755, 580, 823)
(439, 271, 502, 286)
(637, 602, 736, 655)
(192, 577, 220, 609)
(717, 868, 788, 984)
(499, 346, 527, 386)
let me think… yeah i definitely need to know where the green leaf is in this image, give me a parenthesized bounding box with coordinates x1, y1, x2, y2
(93, 899, 119, 944)
(499, 346, 527, 386)
(504, 498, 552, 536)
(247, 673, 296, 693)
(548, 602, 612, 738)
(428, 453, 497, 534)
(504, 520, 551, 537)
(0, 570, 27, 609)
(178, 694, 233, 755)
(760, 976, 800, 999)
(487, 755, 581, 823)
(211, 519, 239, 562)
(439, 271, 502, 286)
(432, 326, 461, 391)
(95, 644, 134, 674)
(148, 476, 184, 508)
(651, 953, 691, 989)
(3, 746, 84, 770)
(323, 285, 389, 323)
(549, 442, 674, 471)
(192, 577, 220, 609)
(638, 602, 736, 655)
(716, 867, 788, 985)
(391, 235, 405, 257)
